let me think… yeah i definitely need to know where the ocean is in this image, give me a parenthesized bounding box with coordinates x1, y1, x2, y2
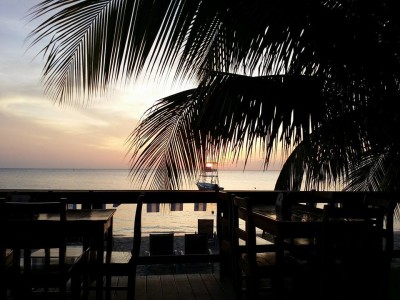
(0, 168, 280, 237)
(0, 168, 280, 190)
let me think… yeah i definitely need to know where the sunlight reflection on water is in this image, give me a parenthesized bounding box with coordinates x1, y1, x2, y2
(110, 202, 218, 237)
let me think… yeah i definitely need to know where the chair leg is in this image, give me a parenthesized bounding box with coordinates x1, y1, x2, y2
(127, 267, 137, 300)
(71, 269, 82, 300)
(220, 251, 233, 281)
(0, 273, 8, 300)
(105, 271, 112, 300)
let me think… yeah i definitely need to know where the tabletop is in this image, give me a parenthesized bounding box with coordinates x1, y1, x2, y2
(250, 204, 326, 267)
(31, 208, 117, 221)
(254, 204, 323, 222)
(252, 204, 324, 238)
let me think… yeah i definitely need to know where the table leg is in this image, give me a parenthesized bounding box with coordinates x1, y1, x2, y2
(96, 217, 113, 300)
(105, 217, 114, 299)
(275, 237, 285, 299)
(106, 218, 113, 262)
(96, 233, 105, 300)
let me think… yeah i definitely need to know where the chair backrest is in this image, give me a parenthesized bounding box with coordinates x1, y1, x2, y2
(184, 234, 209, 254)
(232, 196, 258, 269)
(1, 201, 67, 246)
(0, 201, 67, 273)
(149, 233, 174, 256)
(321, 204, 385, 264)
(217, 191, 234, 249)
(363, 194, 396, 254)
(320, 204, 388, 299)
(131, 193, 144, 258)
(198, 219, 214, 239)
(275, 192, 291, 220)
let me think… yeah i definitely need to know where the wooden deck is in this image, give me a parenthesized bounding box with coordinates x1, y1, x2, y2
(99, 273, 235, 300)
(6, 259, 400, 300)
(5, 272, 235, 300)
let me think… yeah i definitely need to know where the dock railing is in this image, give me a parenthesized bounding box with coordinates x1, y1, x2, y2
(1, 189, 399, 258)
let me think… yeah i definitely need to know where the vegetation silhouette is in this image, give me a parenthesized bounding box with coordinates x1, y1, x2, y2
(27, 1, 400, 207)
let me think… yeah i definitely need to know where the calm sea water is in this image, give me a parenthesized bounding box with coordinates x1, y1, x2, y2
(0, 168, 279, 190)
(0, 168, 280, 236)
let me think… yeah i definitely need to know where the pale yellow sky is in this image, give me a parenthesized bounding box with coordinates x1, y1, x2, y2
(0, 0, 282, 171)
(0, 81, 186, 168)
(0, 0, 194, 169)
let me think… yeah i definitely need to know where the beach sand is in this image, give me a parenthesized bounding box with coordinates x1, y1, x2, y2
(113, 234, 219, 253)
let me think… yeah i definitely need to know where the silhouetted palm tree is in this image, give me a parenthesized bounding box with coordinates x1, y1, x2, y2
(29, 1, 400, 193)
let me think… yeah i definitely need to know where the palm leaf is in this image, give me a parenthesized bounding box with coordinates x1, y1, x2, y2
(127, 72, 326, 189)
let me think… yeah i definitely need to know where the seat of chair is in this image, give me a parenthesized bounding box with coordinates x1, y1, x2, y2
(31, 245, 85, 258)
(241, 251, 277, 269)
(283, 237, 318, 262)
(26, 244, 87, 273)
(81, 250, 134, 277)
(240, 249, 303, 269)
(222, 236, 274, 258)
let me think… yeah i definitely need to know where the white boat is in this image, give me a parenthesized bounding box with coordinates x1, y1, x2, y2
(196, 162, 224, 191)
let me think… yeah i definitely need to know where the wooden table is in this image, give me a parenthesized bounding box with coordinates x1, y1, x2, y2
(252, 203, 394, 299)
(252, 204, 323, 265)
(4, 208, 116, 298)
(33, 208, 116, 260)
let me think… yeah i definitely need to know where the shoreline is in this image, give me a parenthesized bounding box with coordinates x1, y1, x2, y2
(113, 234, 220, 254)
(113, 235, 220, 275)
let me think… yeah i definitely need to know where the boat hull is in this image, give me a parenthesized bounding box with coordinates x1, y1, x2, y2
(196, 161, 223, 191)
(196, 182, 223, 191)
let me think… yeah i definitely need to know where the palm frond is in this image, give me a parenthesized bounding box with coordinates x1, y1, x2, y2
(126, 89, 204, 189)
(28, 1, 400, 199)
(127, 72, 326, 188)
(274, 143, 306, 191)
(29, 1, 400, 103)
(28, 0, 197, 103)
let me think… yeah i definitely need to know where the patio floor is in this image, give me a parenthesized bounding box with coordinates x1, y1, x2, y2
(85, 272, 235, 300)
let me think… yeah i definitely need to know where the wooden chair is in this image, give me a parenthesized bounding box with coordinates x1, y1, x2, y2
(184, 233, 209, 254)
(145, 232, 177, 274)
(77, 193, 144, 300)
(217, 192, 275, 296)
(217, 191, 236, 282)
(363, 193, 396, 256)
(233, 195, 302, 300)
(198, 218, 215, 241)
(181, 233, 214, 273)
(320, 204, 387, 300)
(0, 200, 87, 299)
(272, 192, 322, 271)
(0, 249, 14, 299)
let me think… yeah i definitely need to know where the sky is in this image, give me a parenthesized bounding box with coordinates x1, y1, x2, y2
(0, 0, 196, 169)
(0, 0, 281, 171)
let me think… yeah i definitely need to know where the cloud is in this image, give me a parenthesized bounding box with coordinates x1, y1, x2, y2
(0, 0, 195, 169)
